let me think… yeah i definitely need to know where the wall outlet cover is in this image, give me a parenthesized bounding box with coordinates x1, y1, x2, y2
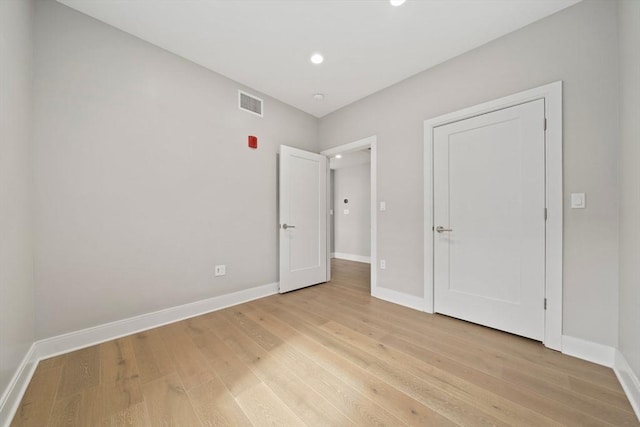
(214, 265, 226, 276)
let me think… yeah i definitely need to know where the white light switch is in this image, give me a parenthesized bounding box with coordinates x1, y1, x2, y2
(380, 201, 386, 211)
(571, 193, 586, 209)
(344, 209, 349, 215)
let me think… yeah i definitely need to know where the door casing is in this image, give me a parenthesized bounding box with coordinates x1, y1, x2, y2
(321, 136, 377, 295)
(423, 81, 563, 350)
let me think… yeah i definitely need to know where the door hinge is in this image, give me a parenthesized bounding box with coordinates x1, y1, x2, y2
(544, 298, 547, 310)
(544, 208, 548, 221)
(544, 118, 547, 131)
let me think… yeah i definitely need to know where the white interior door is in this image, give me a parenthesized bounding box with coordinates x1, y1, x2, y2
(279, 145, 328, 293)
(433, 99, 546, 340)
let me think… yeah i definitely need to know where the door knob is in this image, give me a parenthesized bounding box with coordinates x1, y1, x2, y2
(282, 224, 296, 230)
(435, 226, 453, 233)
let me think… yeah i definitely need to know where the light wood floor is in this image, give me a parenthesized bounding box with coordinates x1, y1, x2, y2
(11, 259, 639, 426)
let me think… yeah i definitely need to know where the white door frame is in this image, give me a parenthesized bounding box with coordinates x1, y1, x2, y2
(321, 135, 377, 294)
(423, 81, 563, 350)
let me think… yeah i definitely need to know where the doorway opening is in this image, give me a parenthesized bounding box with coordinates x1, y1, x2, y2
(321, 136, 377, 295)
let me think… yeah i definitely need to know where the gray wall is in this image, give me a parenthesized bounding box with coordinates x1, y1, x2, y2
(318, 0, 620, 347)
(5, 0, 633, 368)
(333, 162, 371, 259)
(33, 0, 318, 339)
(0, 0, 36, 401)
(618, 0, 640, 378)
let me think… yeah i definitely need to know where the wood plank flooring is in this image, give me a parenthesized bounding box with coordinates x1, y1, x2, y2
(11, 259, 639, 426)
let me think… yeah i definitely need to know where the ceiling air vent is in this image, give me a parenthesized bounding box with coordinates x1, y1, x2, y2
(238, 90, 263, 117)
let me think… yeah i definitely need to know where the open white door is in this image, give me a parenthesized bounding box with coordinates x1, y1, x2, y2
(279, 145, 328, 293)
(433, 99, 546, 341)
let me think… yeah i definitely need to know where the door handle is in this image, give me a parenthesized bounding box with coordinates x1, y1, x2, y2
(282, 224, 296, 230)
(435, 226, 453, 233)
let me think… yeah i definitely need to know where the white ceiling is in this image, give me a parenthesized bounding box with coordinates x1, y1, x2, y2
(330, 149, 371, 170)
(57, 0, 581, 118)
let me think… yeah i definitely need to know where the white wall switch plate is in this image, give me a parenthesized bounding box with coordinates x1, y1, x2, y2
(343, 209, 349, 215)
(571, 193, 586, 209)
(380, 259, 386, 269)
(380, 201, 386, 211)
(214, 265, 226, 276)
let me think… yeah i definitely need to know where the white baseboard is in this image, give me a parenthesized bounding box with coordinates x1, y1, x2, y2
(0, 344, 38, 427)
(372, 287, 424, 312)
(333, 252, 371, 264)
(0, 282, 278, 427)
(3, 286, 638, 425)
(36, 282, 279, 360)
(562, 335, 616, 367)
(614, 350, 640, 421)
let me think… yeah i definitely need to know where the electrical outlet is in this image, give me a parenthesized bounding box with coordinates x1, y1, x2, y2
(380, 260, 386, 270)
(214, 265, 226, 277)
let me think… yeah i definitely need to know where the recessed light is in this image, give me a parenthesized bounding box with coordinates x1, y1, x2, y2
(313, 93, 325, 101)
(335, 154, 342, 159)
(390, 0, 405, 6)
(310, 53, 324, 64)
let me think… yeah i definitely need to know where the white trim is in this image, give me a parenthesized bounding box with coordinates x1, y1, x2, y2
(333, 253, 371, 264)
(562, 337, 640, 422)
(371, 139, 377, 296)
(561, 335, 615, 367)
(0, 282, 278, 426)
(0, 344, 38, 427)
(321, 135, 377, 296)
(3, 287, 638, 425)
(372, 287, 424, 312)
(424, 81, 563, 350)
(327, 162, 332, 282)
(614, 350, 640, 421)
(322, 135, 376, 157)
(36, 282, 279, 360)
